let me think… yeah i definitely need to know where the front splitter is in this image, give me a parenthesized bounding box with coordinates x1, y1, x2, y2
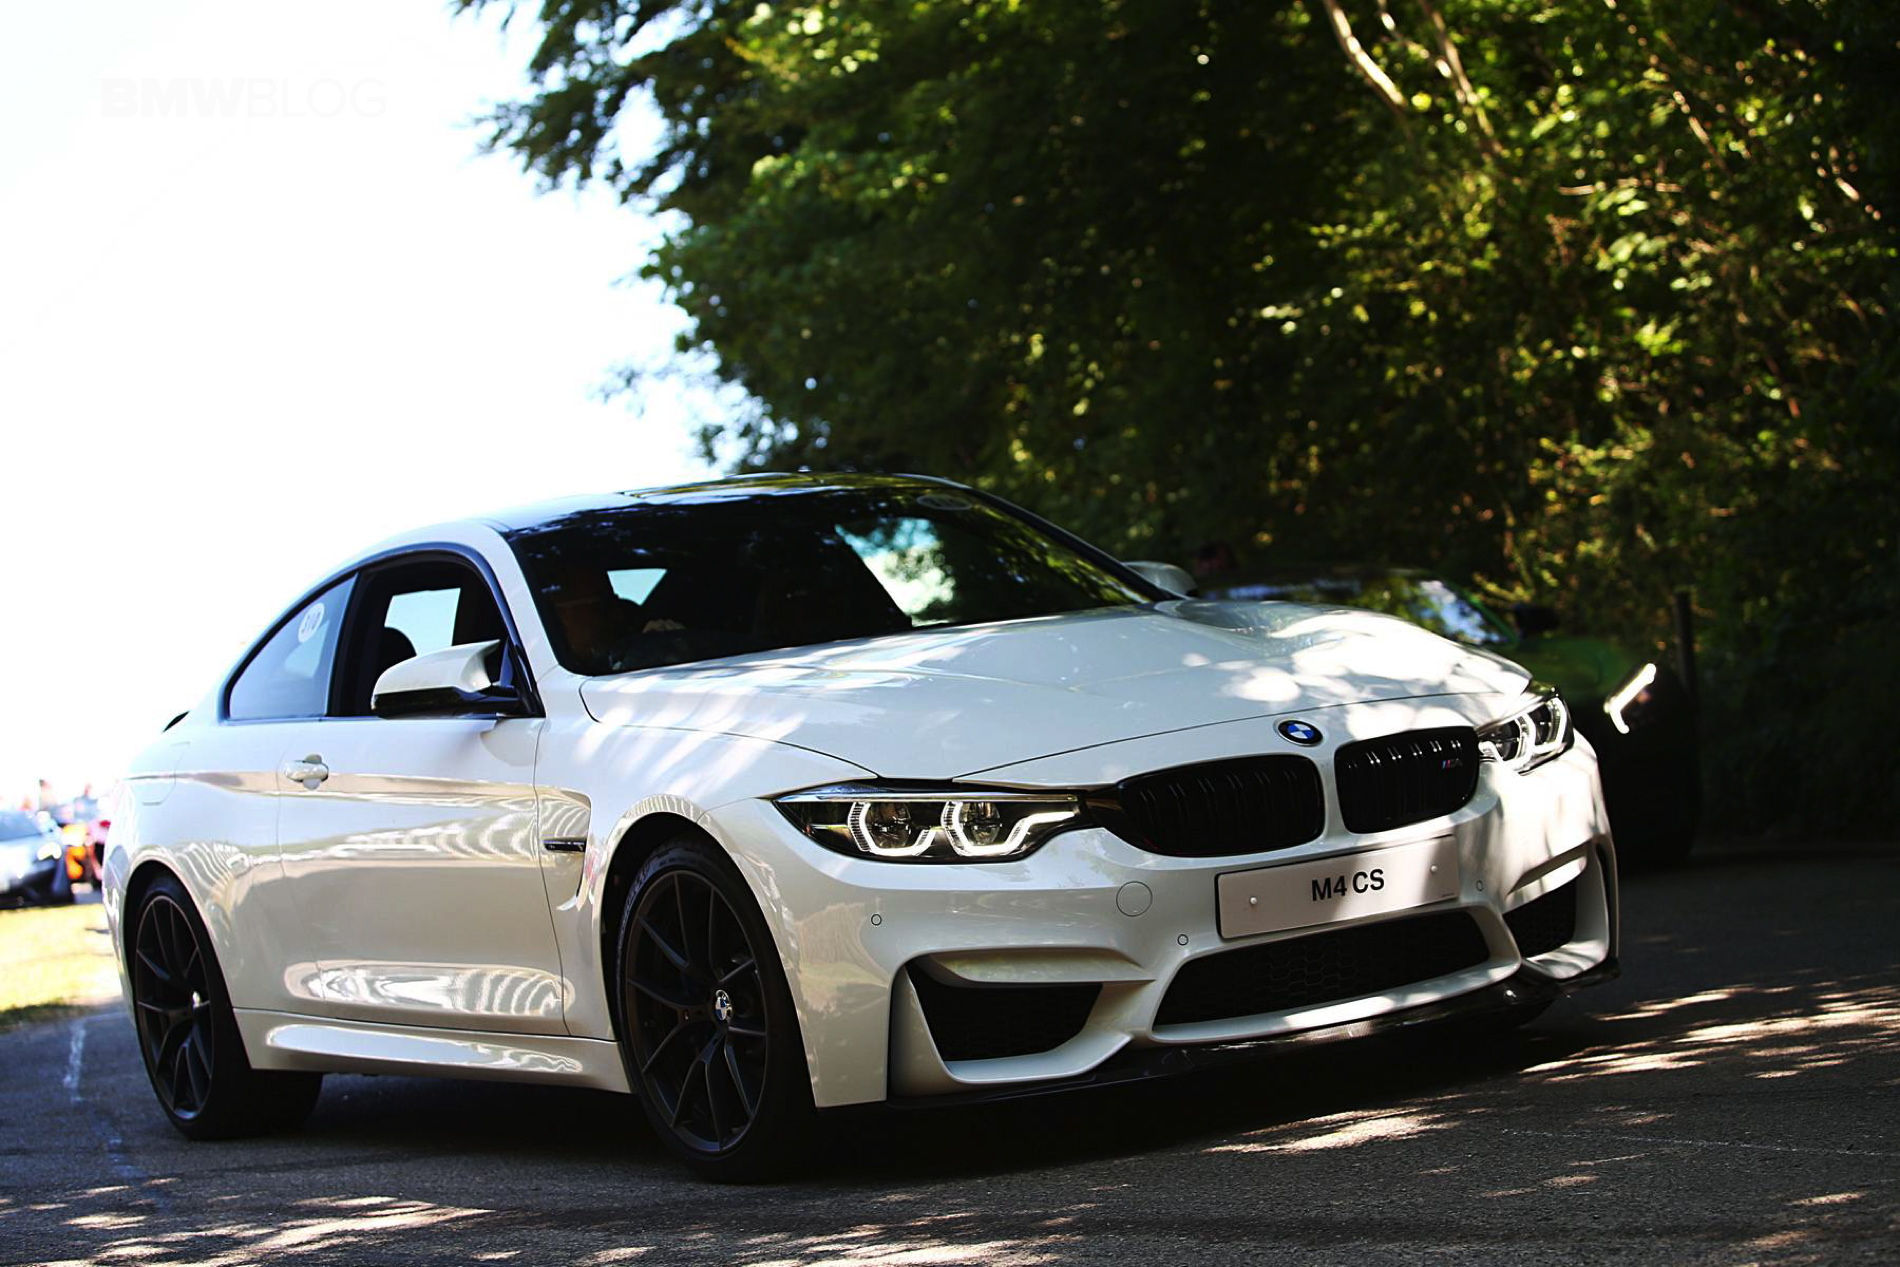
(885, 957, 1619, 1110)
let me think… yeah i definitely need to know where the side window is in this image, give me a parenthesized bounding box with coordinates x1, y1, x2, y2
(337, 558, 512, 715)
(385, 587, 464, 655)
(227, 577, 355, 721)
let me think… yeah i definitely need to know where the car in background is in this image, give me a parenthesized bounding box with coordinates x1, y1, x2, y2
(1200, 567, 1699, 864)
(0, 809, 75, 906)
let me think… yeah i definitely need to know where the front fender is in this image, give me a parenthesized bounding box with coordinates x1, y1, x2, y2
(534, 719, 872, 1042)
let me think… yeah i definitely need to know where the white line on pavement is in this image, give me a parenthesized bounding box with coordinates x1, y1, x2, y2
(64, 1014, 89, 1100)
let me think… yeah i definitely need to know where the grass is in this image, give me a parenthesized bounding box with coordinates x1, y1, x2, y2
(0, 896, 123, 1031)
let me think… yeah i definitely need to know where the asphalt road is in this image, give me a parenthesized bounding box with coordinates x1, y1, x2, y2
(2, 841, 1895, 1266)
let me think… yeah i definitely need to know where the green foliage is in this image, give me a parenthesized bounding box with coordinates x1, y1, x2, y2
(467, 0, 1898, 833)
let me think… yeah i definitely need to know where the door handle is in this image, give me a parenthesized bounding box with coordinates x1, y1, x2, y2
(283, 755, 330, 790)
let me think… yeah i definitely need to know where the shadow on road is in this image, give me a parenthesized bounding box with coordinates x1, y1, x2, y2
(3, 844, 1894, 1265)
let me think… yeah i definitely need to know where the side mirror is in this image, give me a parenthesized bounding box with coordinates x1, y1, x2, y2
(372, 640, 527, 719)
(1124, 560, 1196, 598)
(1511, 603, 1561, 638)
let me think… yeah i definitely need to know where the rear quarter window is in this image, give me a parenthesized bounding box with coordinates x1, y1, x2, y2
(227, 576, 355, 721)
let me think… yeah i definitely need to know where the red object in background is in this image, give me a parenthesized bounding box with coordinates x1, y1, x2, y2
(57, 820, 104, 887)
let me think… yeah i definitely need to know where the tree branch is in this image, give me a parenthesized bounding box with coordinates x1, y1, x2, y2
(1413, 0, 1499, 156)
(1313, 0, 1407, 119)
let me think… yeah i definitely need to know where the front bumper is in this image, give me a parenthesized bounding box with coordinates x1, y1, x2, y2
(709, 732, 1617, 1110)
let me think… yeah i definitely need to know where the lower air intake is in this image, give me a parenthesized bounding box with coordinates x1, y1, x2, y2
(908, 966, 1100, 1062)
(1155, 910, 1491, 1027)
(1504, 878, 1579, 959)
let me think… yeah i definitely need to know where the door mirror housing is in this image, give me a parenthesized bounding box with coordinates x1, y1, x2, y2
(371, 640, 527, 718)
(1123, 560, 1196, 598)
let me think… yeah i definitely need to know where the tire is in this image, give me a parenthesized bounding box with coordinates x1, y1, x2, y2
(614, 837, 814, 1181)
(127, 873, 322, 1139)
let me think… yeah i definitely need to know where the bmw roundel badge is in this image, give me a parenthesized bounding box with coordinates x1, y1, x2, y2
(1278, 719, 1323, 746)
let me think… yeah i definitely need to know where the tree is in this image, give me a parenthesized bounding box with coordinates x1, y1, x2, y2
(466, 0, 1899, 829)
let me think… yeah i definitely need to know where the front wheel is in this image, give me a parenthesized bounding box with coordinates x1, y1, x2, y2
(615, 838, 813, 1180)
(128, 873, 322, 1138)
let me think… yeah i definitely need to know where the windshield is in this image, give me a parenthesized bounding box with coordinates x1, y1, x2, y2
(505, 486, 1151, 675)
(1210, 572, 1514, 647)
(0, 810, 44, 840)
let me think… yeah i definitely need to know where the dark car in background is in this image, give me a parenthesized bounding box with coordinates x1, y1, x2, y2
(1201, 567, 1700, 864)
(0, 809, 75, 906)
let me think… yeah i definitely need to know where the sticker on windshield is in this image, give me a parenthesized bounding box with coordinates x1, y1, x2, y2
(296, 601, 326, 644)
(916, 492, 973, 511)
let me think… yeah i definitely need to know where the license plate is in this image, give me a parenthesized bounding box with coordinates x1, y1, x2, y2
(1216, 837, 1461, 939)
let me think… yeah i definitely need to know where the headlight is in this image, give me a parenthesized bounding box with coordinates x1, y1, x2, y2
(1604, 662, 1659, 735)
(775, 784, 1085, 862)
(36, 836, 63, 862)
(1477, 686, 1572, 774)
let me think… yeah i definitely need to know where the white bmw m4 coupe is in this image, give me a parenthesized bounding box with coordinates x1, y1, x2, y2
(108, 474, 1617, 1178)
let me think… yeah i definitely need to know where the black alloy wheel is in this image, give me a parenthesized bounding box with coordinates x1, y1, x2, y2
(131, 893, 218, 1119)
(618, 839, 811, 1178)
(126, 873, 322, 1138)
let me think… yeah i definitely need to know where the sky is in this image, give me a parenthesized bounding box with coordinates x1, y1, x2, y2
(0, 1, 723, 805)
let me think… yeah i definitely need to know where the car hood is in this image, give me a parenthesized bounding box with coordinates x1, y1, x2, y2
(579, 602, 1532, 779)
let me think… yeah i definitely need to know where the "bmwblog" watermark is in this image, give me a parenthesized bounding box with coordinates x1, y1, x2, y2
(101, 77, 387, 119)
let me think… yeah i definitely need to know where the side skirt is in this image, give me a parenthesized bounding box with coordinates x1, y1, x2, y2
(235, 1009, 632, 1093)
